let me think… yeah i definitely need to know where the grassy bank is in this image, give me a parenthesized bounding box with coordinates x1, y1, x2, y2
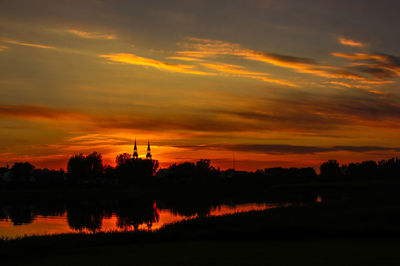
(4, 239, 400, 266)
(2, 198, 400, 265)
(2, 180, 400, 265)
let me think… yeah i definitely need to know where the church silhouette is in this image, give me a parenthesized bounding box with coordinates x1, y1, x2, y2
(133, 139, 152, 160)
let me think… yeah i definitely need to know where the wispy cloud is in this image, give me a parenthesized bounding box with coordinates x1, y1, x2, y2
(67, 29, 116, 40)
(177, 38, 368, 81)
(331, 52, 388, 62)
(325, 81, 370, 89)
(338, 37, 366, 48)
(3, 39, 55, 49)
(331, 52, 400, 78)
(218, 144, 400, 155)
(0, 45, 7, 51)
(167, 56, 204, 62)
(201, 62, 296, 86)
(100, 53, 213, 75)
(0, 105, 86, 120)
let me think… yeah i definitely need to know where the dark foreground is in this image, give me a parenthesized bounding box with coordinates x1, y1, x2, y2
(2, 203, 400, 265)
(4, 239, 400, 266)
(2, 180, 400, 265)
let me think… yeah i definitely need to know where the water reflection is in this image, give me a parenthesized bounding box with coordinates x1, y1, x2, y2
(116, 201, 159, 231)
(0, 199, 283, 238)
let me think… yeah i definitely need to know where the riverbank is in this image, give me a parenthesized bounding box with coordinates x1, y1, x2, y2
(2, 180, 400, 265)
(2, 197, 400, 265)
(3, 238, 400, 266)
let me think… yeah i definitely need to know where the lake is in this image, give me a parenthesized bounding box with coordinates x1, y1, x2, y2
(0, 200, 287, 238)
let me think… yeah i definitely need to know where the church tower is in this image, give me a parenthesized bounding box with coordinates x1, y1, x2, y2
(146, 140, 152, 160)
(133, 139, 138, 159)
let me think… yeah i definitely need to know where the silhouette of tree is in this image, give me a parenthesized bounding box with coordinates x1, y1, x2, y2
(320, 160, 342, 179)
(343, 161, 379, 179)
(115, 156, 159, 184)
(162, 159, 219, 183)
(196, 159, 217, 179)
(298, 167, 317, 180)
(103, 165, 117, 184)
(116, 153, 131, 166)
(10, 162, 35, 183)
(33, 168, 65, 186)
(67, 152, 104, 184)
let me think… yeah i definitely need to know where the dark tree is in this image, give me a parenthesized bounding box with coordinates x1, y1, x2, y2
(11, 162, 35, 178)
(10, 162, 35, 183)
(116, 153, 131, 166)
(67, 152, 104, 184)
(320, 160, 342, 179)
(115, 155, 159, 184)
(161, 159, 219, 183)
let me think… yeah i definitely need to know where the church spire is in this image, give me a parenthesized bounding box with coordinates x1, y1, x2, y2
(146, 140, 152, 160)
(133, 138, 138, 159)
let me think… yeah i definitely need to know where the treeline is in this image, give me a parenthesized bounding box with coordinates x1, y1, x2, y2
(1, 153, 400, 187)
(320, 158, 400, 179)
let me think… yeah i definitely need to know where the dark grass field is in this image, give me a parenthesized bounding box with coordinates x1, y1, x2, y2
(6, 239, 400, 266)
(2, 180, 400, 265)
(2, 203, 400, 265)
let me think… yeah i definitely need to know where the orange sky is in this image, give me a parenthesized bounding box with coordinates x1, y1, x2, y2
(0, 1, 400, 171)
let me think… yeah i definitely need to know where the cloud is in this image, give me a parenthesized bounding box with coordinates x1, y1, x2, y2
(167, 56, 204, 62)
(99, 53, 213, 75)
(332, 52, 400, 78)
(358, 79, 395, 85)
(0, 105, 86, 120)
(67, 29, 116, 40)
(325, 81, 370, 89)
(2, 39, 55, 49)
(100, 50, 295, 86)
(173, 143, 400, 155)
(0, 104, 263, 133)
(68, 134, 131, 147)
(359, 66, 396, 79)
(0, 45, 8, 51)
(368, 90, 390, 95)
(3, 83, 400, 138)
(297, 68, 366, 80)
(331, 52, 388, 62)
(177, 38, 368, 81)
(201, 62, 296, 86)
(338, 37, 366, 48)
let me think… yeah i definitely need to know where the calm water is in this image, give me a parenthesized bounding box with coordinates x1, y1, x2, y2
(0, 200, 284, 239)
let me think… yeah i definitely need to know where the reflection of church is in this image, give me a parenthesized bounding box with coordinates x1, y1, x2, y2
(133, 139, 152, 160)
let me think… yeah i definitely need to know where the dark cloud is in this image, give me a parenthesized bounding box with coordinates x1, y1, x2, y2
(3, 84, 400, 137)
(359, 67, 396, 79)
(334, 52, 400, 80)
(0, 104, 86, 120)
(265, 52, 318, 65)
(172, 143, 400, 155)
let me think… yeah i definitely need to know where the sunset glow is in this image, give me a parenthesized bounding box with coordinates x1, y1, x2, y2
(1, 1, 400, 171)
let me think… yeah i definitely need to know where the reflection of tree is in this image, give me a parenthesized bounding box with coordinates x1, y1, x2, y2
(6, 205, 35, 225)
(116, 200, 159, 231)
(66, 201, 104, 233)
(166, 198, 219, 218)
(0, 201, 67, 226)
(33, 201, 66, 217)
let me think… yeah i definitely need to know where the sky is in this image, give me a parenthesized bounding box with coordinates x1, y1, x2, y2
(1, 0, 400, 170)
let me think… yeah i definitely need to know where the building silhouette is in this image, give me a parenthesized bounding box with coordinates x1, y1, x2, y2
(133, 139, 138, 159)
(132, 139, 152, 160)
(146, 140, 152, 160)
